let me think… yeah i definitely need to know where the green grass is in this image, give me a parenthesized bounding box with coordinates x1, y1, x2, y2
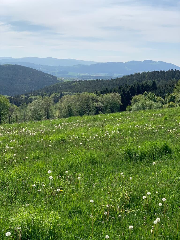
(0, 108, 180, 239)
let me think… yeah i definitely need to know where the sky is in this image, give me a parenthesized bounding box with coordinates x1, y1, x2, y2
(0, 0, 180, 66)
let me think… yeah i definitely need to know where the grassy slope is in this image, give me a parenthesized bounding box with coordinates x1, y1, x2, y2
(0, 108, 180, 239)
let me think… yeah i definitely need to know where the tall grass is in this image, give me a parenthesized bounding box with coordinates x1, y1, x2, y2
(0, 108, 180, 239)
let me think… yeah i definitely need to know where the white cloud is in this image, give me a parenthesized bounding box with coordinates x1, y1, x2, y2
(0, 0, 180, 65)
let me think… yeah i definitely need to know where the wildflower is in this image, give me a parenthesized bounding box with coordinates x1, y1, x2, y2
(130, 177, 132, 180)
(104, 211, 108, 215)
(78, 177, 81, 180)
(57, 189, 63, 192)
(49, 176, 53, 180)
(162, 198, 166, 202)
(147, 192, 151, 195)
(143, 196, 146, 199)
(90, 200, 94, 203)
(153, 162, 156, 165)
(48, 170, 52, 174)
(32, 184, 36, 187)
(129, 225, 133, 230)
(105, 235, 110, 239)
(65, 171, 68, 174)
(5, 232, 11, 236)
(154, 218, 160, 224)
(159, 203, 162, 206)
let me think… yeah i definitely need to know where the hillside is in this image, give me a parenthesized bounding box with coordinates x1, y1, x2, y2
(0, 108, 179, 239)
(32, 69, 180, 96)
(0, 65, 58, 96)
(0, 58, 179, 79)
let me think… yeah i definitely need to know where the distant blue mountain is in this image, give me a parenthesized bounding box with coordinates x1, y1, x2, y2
(0, 57, 96, 66)
(0, 58, 179, 79)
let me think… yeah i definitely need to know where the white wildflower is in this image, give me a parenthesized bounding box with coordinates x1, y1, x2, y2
(90, 200, 94, 203)
(48, 170, 52, 174)
(154, 218, 160, 224)
(162, 198, 166, 202)
(129, 225, 133, 230)
(49, 176, 53, 180)
(159, 203, 162, 206)
(5, 232, 11, 236)
(105, 235, 110, 239)
(147, 192, 151, 195)
(143, 196, 146, 199)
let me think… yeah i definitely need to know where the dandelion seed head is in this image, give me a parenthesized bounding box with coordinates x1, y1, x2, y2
(5, 232, 11, 236)
(154, 218, 160, 224)
(159, 203, 162, 206)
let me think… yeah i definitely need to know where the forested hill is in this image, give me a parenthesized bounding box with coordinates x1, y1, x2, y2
(0, 58, 179, 79)
(0, 65, 58, 96)
(32, 69, 180, 96)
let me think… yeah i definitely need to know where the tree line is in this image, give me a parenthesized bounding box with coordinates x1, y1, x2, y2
(0, 79, 180, 124)
(1, 70, 180, 124)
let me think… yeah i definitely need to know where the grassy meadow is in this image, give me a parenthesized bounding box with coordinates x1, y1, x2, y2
(0, 108, 180, 239)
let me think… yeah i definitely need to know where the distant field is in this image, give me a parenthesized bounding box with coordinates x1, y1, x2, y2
(0, 108, 179, 239)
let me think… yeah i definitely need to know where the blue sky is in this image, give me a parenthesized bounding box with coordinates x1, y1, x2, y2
(0, 0, 180, 66)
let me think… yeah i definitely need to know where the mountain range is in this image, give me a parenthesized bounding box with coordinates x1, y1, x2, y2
(0, 58, 179, 80)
